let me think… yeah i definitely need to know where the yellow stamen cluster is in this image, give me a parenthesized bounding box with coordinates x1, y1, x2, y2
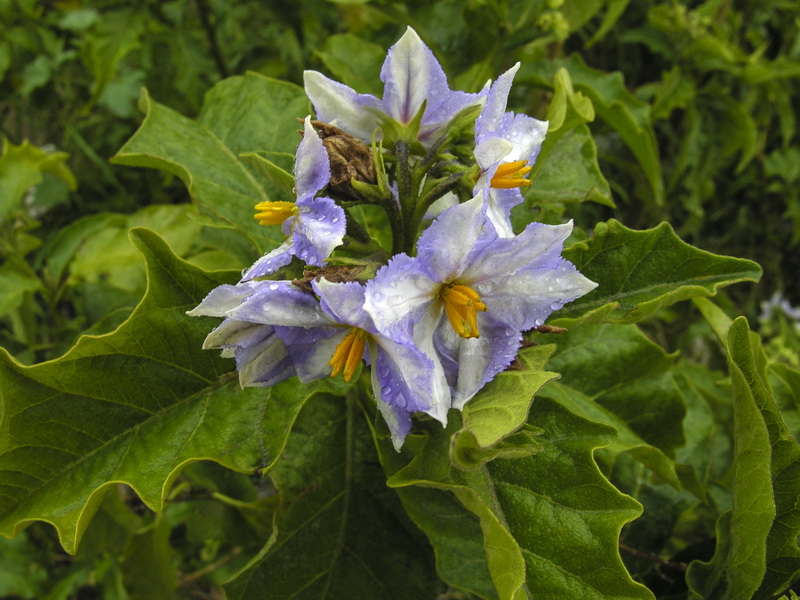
(490, 160, 532, 189)
(329, 328, 369, 382)
(254, 201, 298, 226)
(441, 283, 487, 339)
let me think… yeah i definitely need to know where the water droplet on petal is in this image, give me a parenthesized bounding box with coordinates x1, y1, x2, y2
(269, 283, 279, 290)
(534, 318, 543, 327)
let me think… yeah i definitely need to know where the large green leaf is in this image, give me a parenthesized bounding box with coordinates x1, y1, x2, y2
(224, 394, 440, 599)
(688, 317, 800, 599)
(537, 323, 684, 488)
(552, 220, 762, 326)
(388, 398, 652, 599)
(0, 228, 339, 554)
(111, 72, 311, 254)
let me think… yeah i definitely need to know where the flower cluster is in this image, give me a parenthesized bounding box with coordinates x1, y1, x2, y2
(188, 28, 597, 449)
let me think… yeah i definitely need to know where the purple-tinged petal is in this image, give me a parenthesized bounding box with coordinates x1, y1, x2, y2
(495, 112, 548, 165)
(293, 195, 346, 266)
(464, 221, 574, 285)
(187, 281, 262, 317)
(199, 318, 295, 388)
(381, 27, 450, 124)
(240, 241, 294, 281)
(296, 117, 332, 198)
(303, 71, 383, 140)
(474, 137, 515, 173)
(231, 281, 332, 328)
(436, 314, 522, 409)
(475, 63, 520, 144)
(416, 195, 498, 282)
(364, 253, 438, 343)
(275, 325, 349, 383)
(313, 279, 372, 331)
(235, 330, 296, 387)
(371, 338, 433, 414)
(419, 89, 486, 143)
(371, 366, 412, 451)
(493, 259, 597, 329)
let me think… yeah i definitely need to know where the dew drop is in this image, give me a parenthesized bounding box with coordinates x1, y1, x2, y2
(332, 217, 340, 223)
(382, 386, 392, 395)
(534, 318, 543, 327)
(550, 301, 563, 311)
(269, 283, 279, 290)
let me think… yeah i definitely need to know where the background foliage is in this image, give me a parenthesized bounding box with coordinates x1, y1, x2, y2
(1, 0, 798, 598)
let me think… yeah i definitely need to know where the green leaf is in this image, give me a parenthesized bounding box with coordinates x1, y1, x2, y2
(0, 263, 41, 318)
(537, 324, 683, 487)
(456, 344, 558, 450)
(315, 33, 385, 95)
(0, 139, 76, 220)
(388, 399, 653, 599)
(0, 228, 338, 554)
(81, 9, 145, 109)
(527, 68, 614, 208)
(688, 317, 800, 599)
(521, 55, 664, 204)
(111, 72, 311, 254)
(224, 394, 440, 599)
(552, 220, 762, 326)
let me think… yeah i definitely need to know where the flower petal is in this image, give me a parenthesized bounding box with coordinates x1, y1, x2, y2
(295, 116, 332, 198)
(436, 314, 522, 410)
(381, 27, 450, 124)
(187, 281, 262, 317)
(475, 63, 520, 143)
(313, 279, 373, 332)
(275, 325, 348, 383)
(364, 253, 438, 343)
(416, 195, 497, 282)
(293, 195, 346, 266)
(231, 281, 332, 328)
(303, 71, 383, 140)
(240, 240, 295, 281)
(464, 221, 575, 285)
(235, 329, 296, 387)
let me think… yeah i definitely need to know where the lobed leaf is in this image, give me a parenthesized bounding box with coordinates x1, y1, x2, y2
(552, 219, 762, 326)
(387, 398, 653, 599)
(0, 228, 338, 554)
(111, 73, 311, 255)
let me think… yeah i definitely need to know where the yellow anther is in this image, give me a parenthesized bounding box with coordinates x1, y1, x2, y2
(441, 283, 487, 339)
(254, 201, 298, 226)
(490, 160, 532, 189)
(329, 328, 369, 382)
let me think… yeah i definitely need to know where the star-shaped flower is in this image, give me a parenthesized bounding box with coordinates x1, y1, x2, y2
(364, 195, 596, 408)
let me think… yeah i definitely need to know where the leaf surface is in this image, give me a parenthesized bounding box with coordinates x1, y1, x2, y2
(111, 73, 310, 254)
(0, 228, 337, 553)
(225, 395, 440, 599)
(553, 220, 762, 326)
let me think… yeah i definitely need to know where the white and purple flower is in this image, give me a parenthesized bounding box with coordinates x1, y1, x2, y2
(242, 117, 346, 281)
(304, 27, 485, 146)
(191, 277, 446, 450)
(364, 196, 596, 408)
